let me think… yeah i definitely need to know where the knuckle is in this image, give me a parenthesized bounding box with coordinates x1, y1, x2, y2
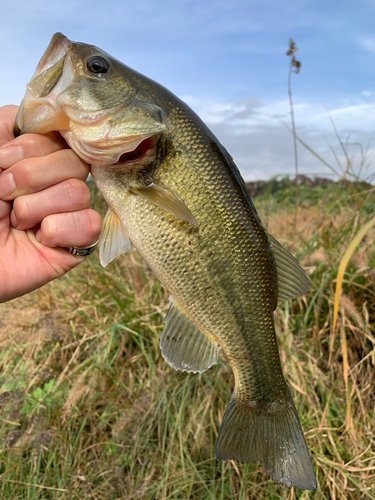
(62, 179, 91, 208)
(20, 135, 44, 157)
(75, 209, 102, 241)
(16, 159, 36, 189)
(74, 210, 91, 233)
(63, 150, 89, 179)
(42, 209, 102, 247)
(87, 209, 103, 237)
(16, 133, 65, 157)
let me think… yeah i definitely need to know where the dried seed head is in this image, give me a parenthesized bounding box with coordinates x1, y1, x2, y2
(286, 38, 298, 56)
(286, 39, 302, 74)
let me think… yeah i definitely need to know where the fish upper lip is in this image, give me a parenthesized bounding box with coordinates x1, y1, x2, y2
(32, 33, 72, 79)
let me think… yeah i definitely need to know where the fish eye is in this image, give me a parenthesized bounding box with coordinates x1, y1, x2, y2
(86, 55, 110, 75)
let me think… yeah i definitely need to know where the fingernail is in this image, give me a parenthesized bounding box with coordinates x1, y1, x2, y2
(36, 228, 42, 242)
(0, 145, 24, 168)
(0, 173, 16, 197)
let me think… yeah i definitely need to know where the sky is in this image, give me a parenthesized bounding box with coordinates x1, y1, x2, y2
(2, 0, 375, 181)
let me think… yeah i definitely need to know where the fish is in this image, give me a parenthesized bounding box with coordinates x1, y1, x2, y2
(15, 33, 317, 490)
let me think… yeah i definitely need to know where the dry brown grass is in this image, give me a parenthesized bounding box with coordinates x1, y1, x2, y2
(0, 182, 374, 499)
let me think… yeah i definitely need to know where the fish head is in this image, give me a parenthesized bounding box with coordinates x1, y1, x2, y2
(16, 33, 171, 167)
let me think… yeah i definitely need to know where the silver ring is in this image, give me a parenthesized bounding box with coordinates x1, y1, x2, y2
(66, 241, 98, 257)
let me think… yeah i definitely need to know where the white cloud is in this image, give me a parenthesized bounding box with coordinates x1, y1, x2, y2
(3, 0, 375, 182)
(182, 96, 375, 181)
(358, 37, 375, 53)
(185, 94, 375, 134)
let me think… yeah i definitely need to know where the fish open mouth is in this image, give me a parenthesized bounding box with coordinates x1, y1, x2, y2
(16, 32, 170, 170)
(32, 32, 72, 78)
(60, 128, 160, 168)
(15, 33, 73, 136)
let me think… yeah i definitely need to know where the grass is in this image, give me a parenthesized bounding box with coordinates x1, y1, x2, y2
(0, 179, 374, 499)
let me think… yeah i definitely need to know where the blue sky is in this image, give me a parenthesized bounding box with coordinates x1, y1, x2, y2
(2, 0, 375, 181)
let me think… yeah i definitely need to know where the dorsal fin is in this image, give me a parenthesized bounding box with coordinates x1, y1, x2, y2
(266, 232, 309, 302)
(161, 298, 218, 373)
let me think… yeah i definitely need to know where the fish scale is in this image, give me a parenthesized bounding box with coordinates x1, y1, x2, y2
(15, 32, 317, 490)
(94, 104, 285, 404)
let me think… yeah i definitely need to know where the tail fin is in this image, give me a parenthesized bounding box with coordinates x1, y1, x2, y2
(214, 394, 317, 490)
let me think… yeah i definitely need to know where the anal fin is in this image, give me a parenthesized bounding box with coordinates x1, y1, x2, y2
(161, 299, 218, 373)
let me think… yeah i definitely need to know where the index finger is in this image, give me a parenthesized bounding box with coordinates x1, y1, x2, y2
(0, 132, 68, 171)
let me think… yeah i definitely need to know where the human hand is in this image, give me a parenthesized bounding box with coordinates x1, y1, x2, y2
(0, 105, 102, 302)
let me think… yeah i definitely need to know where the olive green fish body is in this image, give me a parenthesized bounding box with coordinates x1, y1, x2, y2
(93, 102, 285, 400)
(15, 33, 317, 490)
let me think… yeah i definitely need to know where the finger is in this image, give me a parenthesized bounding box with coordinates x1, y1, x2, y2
(36, 209, 102, 248)
(0, 148, 90, 200)
(25, 229, 92, 281)
(11, 179, 91, 231)
(0, 132, 68, 170)
(0, 105, 18, 145)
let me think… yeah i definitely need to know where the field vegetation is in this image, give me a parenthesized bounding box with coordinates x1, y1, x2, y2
(0, 174, 374, 499)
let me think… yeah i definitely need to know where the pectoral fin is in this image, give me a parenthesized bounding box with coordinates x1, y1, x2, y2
(266, 232, 309, 302)
(98, 209, 131, 267)
(133, 179, 198, 227)
(161, 298, 218, 373)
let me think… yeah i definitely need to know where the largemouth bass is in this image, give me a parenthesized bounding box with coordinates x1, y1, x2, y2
(15, 33, 316, 490)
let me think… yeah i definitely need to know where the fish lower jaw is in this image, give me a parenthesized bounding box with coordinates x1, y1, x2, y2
(62, 131, 160, 168)
(61, 131, 113, 165)
(16, 94, 69, 135)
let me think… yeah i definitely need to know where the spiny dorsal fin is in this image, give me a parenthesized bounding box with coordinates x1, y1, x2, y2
(98, 209, 131, 267)
(133, 176, 198, 228)
(266, 232, 309, 302)
(161, 298, 218, 373)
